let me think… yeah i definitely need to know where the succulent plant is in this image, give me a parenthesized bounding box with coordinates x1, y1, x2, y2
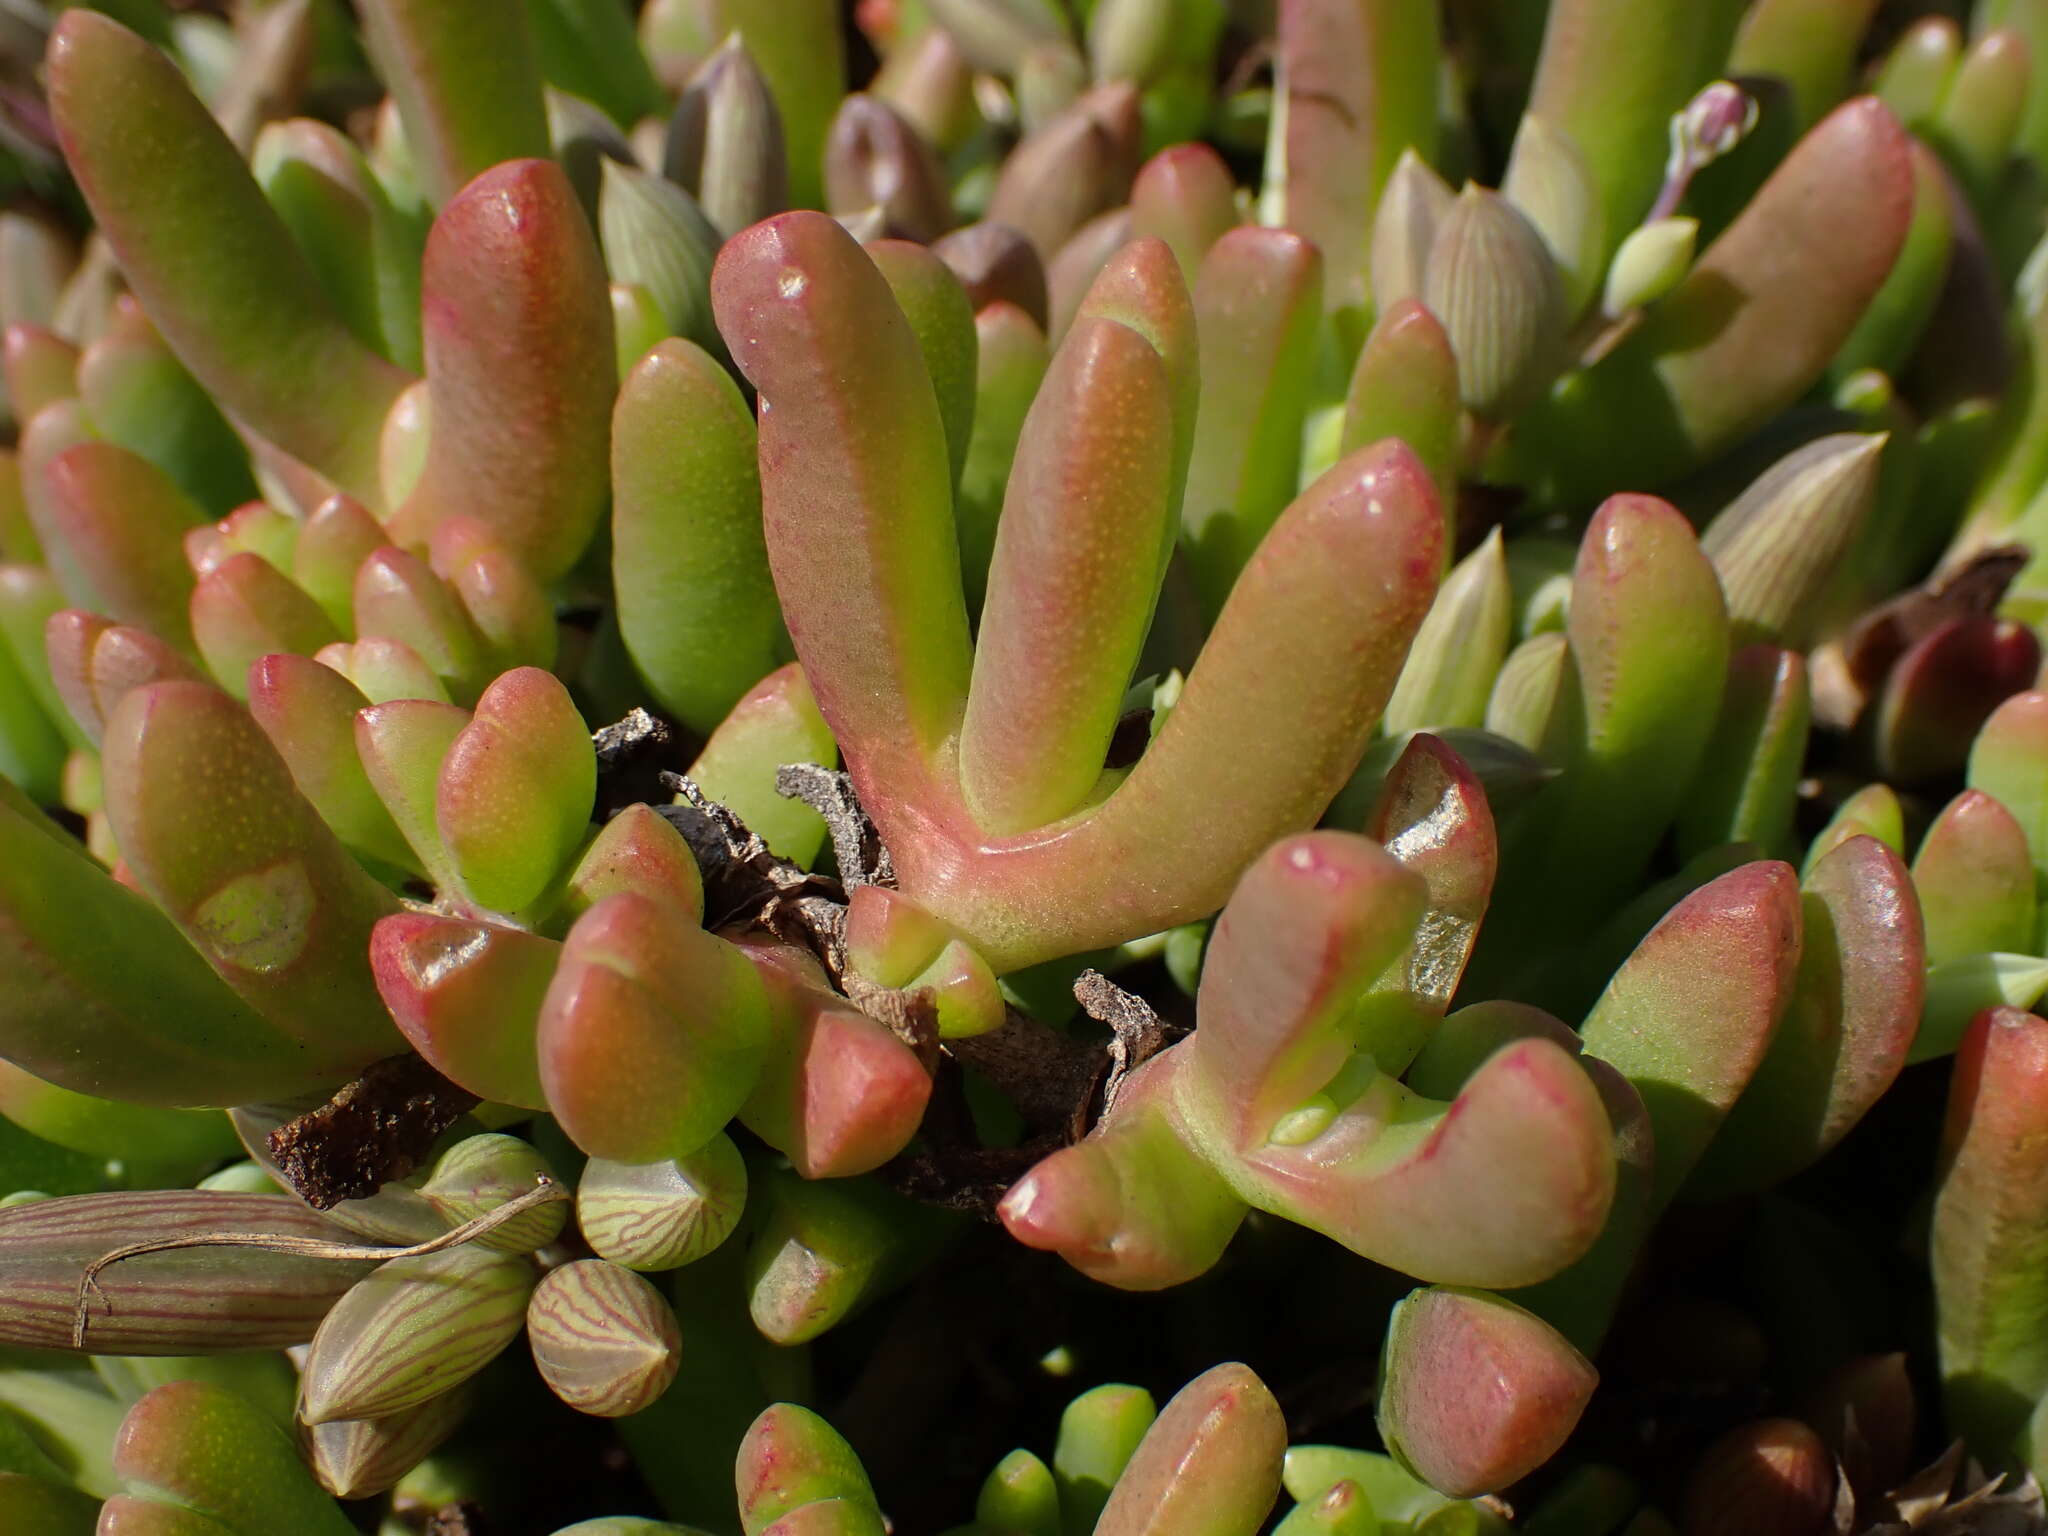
(6, 0, 2048, 1532)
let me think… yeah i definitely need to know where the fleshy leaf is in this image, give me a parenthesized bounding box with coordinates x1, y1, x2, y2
(355, 0, 550, 207)
(101, 680, 404, 1073)
(959, 311, 1176, 833)
(0, 778, 326, 1107)
(387, 159, 613, 583)
(1340, 299, 1461, 532)
(247, 651, 416, 871)
(710, 210, 972, 778)
(612, 338, 784, 737)
(1181, 227, 1323, 621)
(1675, 646, 1810, 863)
(369, 913, 556, 1110)
(736, 1402, 884, 1536)
(1914, 790, 2038, 965)
(1377, 1288, 1596, 1498)
(353, 695, 470, 888)
(1525, 98, 1914, 503)
(686, 663, 840, 869)
(112, 1381, 356, 1534)
(1092, 1362, 1285, 1536)
(1933, 1006, 2048, 1462)
(1274, 0, 1439, 316)
(32, 442, 203, 652)
(736, 937, 933, 1177)
(46, 12, 411, 505)
(1578, 861, 1801, 1210)
(434, 667, 594, 916)
(189, 553, 339, 700)
(563, 803, 705, 926)
(537, 893, 769, 1162)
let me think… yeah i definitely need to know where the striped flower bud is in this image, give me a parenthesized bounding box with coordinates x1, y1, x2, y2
(298, 1245, 534, 1425)
(1422, 184, 1568, 420)
(302, 1384, 472, 1500)
(418, 1135, 565, 1255)
(528, 1259, 682, 1418)
(576, 1135, 748, 1272)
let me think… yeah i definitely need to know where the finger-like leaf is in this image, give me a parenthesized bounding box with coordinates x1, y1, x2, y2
(711, 210, 971, 784)
(1275, 0, 1439, 316)
(960, 314, 1175, 833)
(736, 1402, 884, 1536)
(1579, 861, 1801, 1210)
(435, 667, 594, 916)
(1093, 1362, 1284, 1536)
(113, 1380, 357, 1533)
(1934, 1006, 2048, 1463)
(355, 0, 550, 207)
(1914, 790, 2038, 965)
(46, 13, 411, 504)
(387, 160, 612, 583)
(102, 680, 404, 1073)
(612, 339, 784, 737)
(1377, 1288, 1596, 1498)
(370, 913, 555, 1110)
(538, 894, 769, 1162)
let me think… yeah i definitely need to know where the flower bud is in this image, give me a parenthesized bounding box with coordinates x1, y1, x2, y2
(528, 1259, 682, 1418)
(598, 160, 720, 349)
(872, 25, 979, 153)
(665, 36, 789, 239)
(1501, 114, 1600, 312)
(1369, 150, 1454, 316)
(298, 1246, 534, 1425)
(1485, 631, 1570, 755)
(1668, 81, 1760, 187)
(1383, 528, 1512, 736)
(823, 95, 952, 244)
(303, 1385, 471, 1500)
(576, 1135, 748, 1272)
(0, 1191, 374, 1354)
(1677, 1419, 1835, 1536)
(1702, 433, 1885, 649)
(1422, 184, 1567, 419)
(1603, 217, 1697, 318)
(932, 222, 1050, 329)
(418, 1135, 565, 1254)
(988, 84, 1140, 260)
